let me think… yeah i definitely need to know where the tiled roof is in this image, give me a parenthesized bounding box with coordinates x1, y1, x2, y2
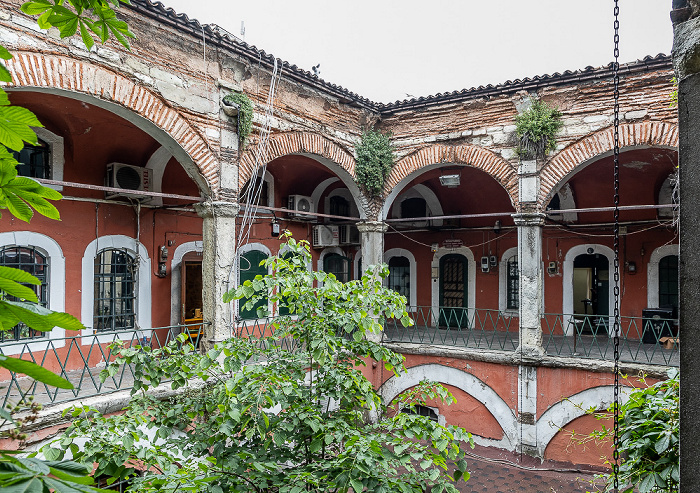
(129, 1, 672, 115)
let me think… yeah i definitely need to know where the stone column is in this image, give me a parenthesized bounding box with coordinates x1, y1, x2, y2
(513, 213, 546, 357)
(673, 2, 700, 489)
(194, 201, 240, 349)
(356, 220, 388, 345)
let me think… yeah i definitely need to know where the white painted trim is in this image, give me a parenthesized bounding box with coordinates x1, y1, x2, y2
(550, 183, 578, 222)
(657, 173, 677, 219)
(647, 244, 679, 308)
(317, 247, 346, 272)
(33, 127, 64, 191)
(0, 232, 66, 354)
(145, 146, 173, 207)
(562, 244, 615, 335)
(81, 235, 152, 344)
(169, 241, 204, 326)
(379, 364, 517, 451)
(499, 247, 519, 314)
(431, 247, 476, 326)
(384, 248, 417, 308)
(381, 163, 456, 220)
(237, 243, 273, 317)
(390, 184, 444, 227)
(535, 385, 631, 457)
(354, 249, 362, 280)
(310, 177, 340, 215)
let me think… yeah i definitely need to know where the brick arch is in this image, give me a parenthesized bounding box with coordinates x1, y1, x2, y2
(6, 51, 217, 193)
(539, 121, 679, 206)
(386, 144, 518, 204)
(239, 132, 356, 188)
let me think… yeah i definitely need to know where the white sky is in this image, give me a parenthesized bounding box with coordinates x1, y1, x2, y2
(161, 0, 673, 103)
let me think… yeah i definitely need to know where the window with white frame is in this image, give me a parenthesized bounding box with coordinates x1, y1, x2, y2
(0, 246, 48, 341)
(388, 256, 410, 303)
(93, 248, 136, 332)
(13, 139, 51, 179)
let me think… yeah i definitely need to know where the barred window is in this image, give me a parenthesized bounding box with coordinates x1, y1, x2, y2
(329, 195, 350, 220)
(0, 246, 48, 342)
(239, 250, 268, 320)
(94, 249, 136, 332)
(13, 139, 51, 179)
(507, 255, 519, 310)
(323, 253, 350, 283)
(388, 256, 410, 303)
(659, 255, 678, 313)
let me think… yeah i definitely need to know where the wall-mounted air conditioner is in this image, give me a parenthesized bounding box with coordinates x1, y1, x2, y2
(288, 195, 314, 220)
(312, 225, 339, 248)
(339, 224, 360, 245)
(105, 163, 151, 200)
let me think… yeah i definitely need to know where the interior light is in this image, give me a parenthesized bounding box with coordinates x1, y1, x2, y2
(439, 174, 460, 187)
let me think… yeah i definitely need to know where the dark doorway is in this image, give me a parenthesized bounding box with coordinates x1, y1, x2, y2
(439, 254, 468, 327)
(573, 253, 609, 335)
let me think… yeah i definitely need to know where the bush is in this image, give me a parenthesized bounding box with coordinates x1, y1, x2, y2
(355, 128, 395, 197)
(514, 97, 563, 160)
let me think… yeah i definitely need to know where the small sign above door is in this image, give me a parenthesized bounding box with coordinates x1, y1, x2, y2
(443, 239, 463, 249)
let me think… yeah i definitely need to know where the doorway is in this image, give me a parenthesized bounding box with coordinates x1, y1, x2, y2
(572, 253, 609, 335)
(439, 254, 468, 327)
(181, 251, 203, 343)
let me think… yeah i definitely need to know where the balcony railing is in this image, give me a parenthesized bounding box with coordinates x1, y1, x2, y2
(383, 306, 679, 367)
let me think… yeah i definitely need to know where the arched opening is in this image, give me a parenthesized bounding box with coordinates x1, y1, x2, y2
(572, 253, 609, 335)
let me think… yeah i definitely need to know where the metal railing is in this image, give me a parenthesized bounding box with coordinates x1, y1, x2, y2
(0, 323, 207, 410)
(383, 306, 519, 351)
(541, 313, 679, 366)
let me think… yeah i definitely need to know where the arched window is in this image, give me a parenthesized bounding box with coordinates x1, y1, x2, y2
(0, 246, 48, 341)
(401, 405, 438, 422)
(506, 255, 519, 310)
(659, 255, 678, 314)
(401, 197, 427, 219)
(13, 139, 50, 179)
(323, 253, 351, 283)
(94, 249, 136, 332)
(239, 250, 269, 319)
(329, 195, 350, 220)
(388, 256, 410, 303)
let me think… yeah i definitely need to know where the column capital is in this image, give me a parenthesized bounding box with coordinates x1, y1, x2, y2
(194, 201, 240, 219)
(356, 221, 388, 234)
(512, 212, 546, 227)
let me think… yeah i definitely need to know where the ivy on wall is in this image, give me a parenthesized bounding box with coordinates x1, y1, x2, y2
(223, 91, 254, 148)
(355, 128, 395, 198)
(515, 97, 563, 161)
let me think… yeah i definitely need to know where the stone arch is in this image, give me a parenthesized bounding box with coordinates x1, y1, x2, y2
(540, 121, 679, 206)
(536, 385, 632, 457)
(385, 144, 519, 204)
(6, 51, 216, 194)
(379, 363, 518, 450)
(240, 132, 356, 188)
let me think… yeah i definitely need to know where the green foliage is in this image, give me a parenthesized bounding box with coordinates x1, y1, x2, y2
(355, 128, 395, 197)
(47, 236, 474, 492)
(577, 370, 679, 493)
(223, 91, 254, 148)
(514, 97, 563, 161)
(670, 77, 678, 109)
(21, 0, 135, 51)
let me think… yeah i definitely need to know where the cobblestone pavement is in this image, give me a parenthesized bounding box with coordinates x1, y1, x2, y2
(453, 446, 605, 493)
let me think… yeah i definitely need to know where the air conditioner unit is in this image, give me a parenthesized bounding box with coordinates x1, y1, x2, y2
(288, 195, 314, 220)
(339, 224, 360, 245)
(312, 225, 339, 248)
(105, 163, 151, 200)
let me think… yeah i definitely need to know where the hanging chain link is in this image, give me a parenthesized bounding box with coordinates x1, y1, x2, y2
(612, 1, 621, 492)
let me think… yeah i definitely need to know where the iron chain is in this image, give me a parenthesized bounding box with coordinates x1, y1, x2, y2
(612, 0, 621, 492)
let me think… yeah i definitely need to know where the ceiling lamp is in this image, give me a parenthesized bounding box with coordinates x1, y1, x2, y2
(439, 173, 460, 188)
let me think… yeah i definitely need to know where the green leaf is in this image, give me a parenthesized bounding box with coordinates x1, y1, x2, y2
(0, 106, 41, 151)
(0, 300, 84, 331)
(1, 477, 44, 493)
(655, 433, 670, 454)
(350, 478, 363, 492)
(20, 1, 52, 17)
(0, 63, 11, 83)
(0, 355, 73, 389)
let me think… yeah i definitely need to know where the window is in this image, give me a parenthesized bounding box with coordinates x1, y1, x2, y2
(329, 195, 350, 220)
(13, 140, 50, 179)
(659, 255, 678, 314)
(388, 256, 410, 303)
(239, 250, 268, 319)
(94, 249, 136, 332)
(401, 197, 427, 219)
(401, 405, 438, 422)
(506, 255, 519, 310)
(323, 253, 350, 283)
(0, 246, 48, 341)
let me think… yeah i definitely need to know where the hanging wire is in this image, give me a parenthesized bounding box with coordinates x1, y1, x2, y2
(612, 0, 621, 491)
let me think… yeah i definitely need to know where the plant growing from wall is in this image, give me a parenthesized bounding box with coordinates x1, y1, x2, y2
(514, 97, 563, 161)
(570, 370, 679, 493)
(223, 91, 254, 148)
(355, 127, 395, 197)
(46, 235, 475, 492)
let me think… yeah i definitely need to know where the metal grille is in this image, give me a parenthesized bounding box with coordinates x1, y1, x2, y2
(94, 249, 135, 332)
(0, 246, 48, 342)
(388, 256, 410, 303)
(239, 250, 268, 320)
(507, 255, 519, 310)
(323, 253, 350, 283)
(13, 140, 50, 179)
(441, 256, 465, 308)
